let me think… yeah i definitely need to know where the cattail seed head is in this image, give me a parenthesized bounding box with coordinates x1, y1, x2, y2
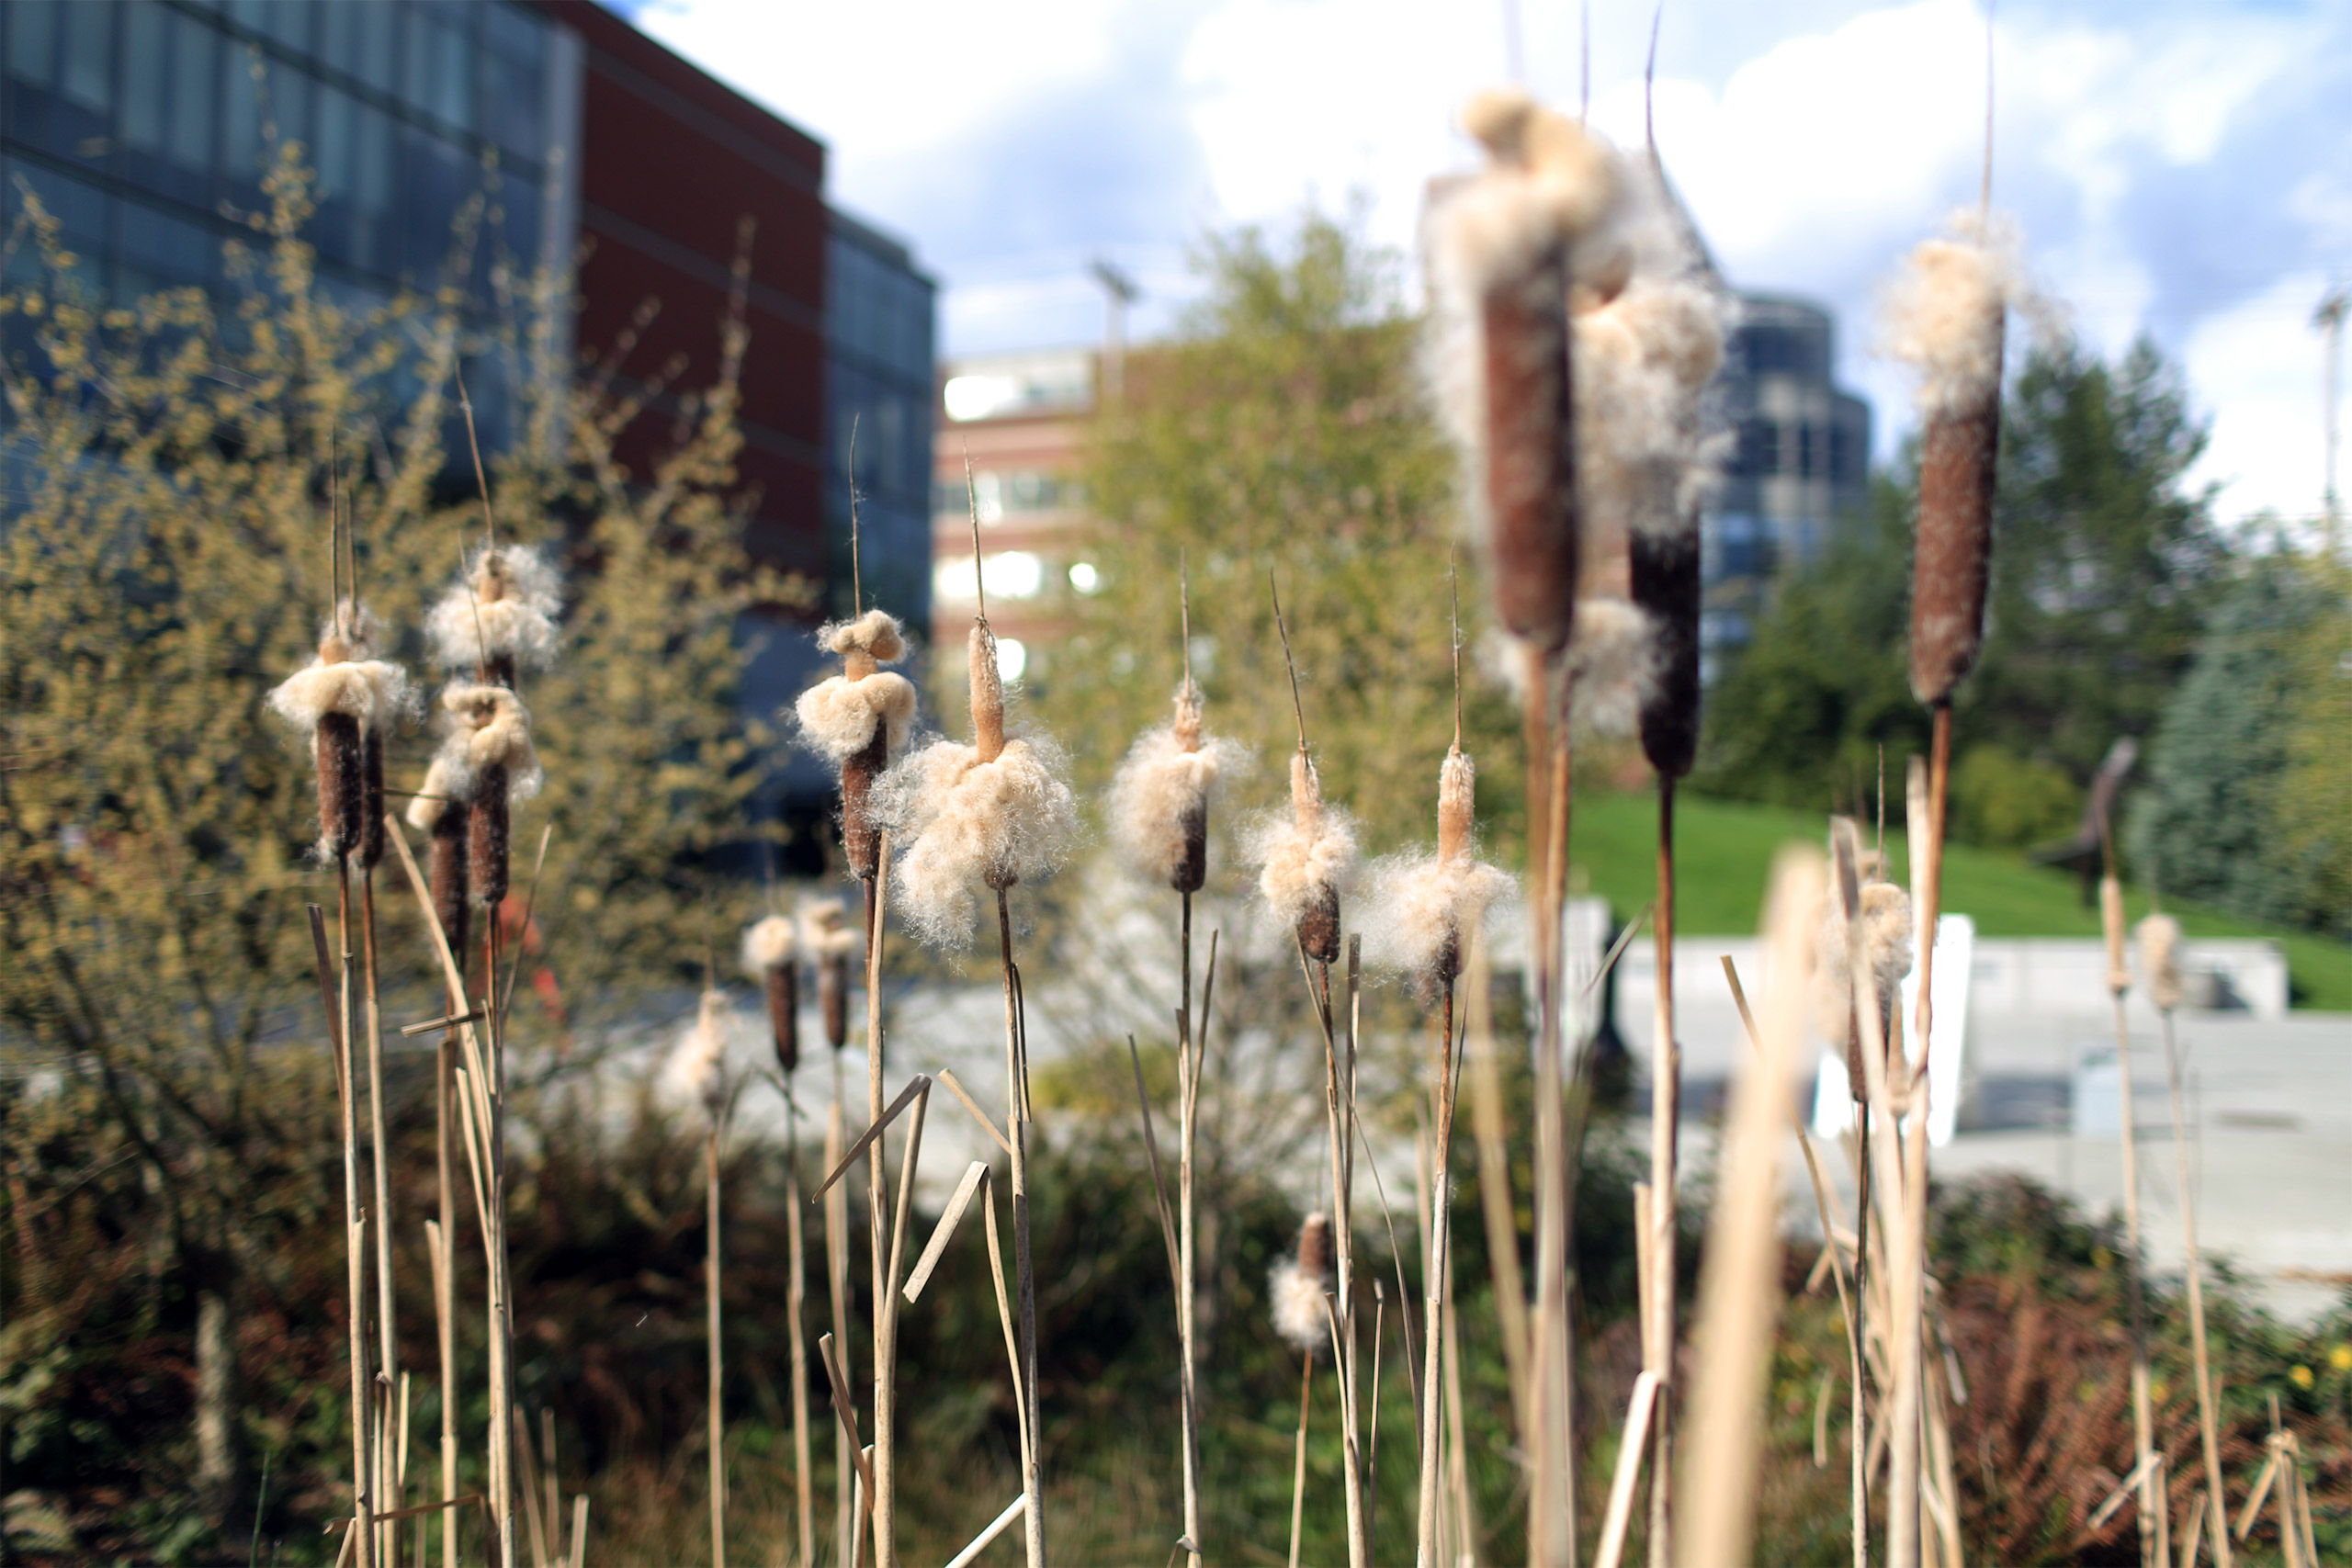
(469, 765, 510, 908)
(820, 953, 850, 1049)
(2137, 912, 2183, 1013)
(794, 616, 917, 882)
(673, 988, 732, 1123)
(425, 545, 563, 683)
(433, 683, 539, 913)
(314, 712, 363, 862)
(1270, 1211, 1335, 1353)
(427, 797, 471, 964)
(1250, 751, 1357, 965)
(358, 728, 387, 868)
(1815, 880, 1915, 1100)
(1883, 219, 2015, 706)
(741, 913, 800, 1075)
(1630, 524, 1702, 779)
(1365, 747, 1516, 1005)
(870, 663, 1080, 949)
(1429, 96, 1623, 656)
(797, 899, 860, 1055)
(968, 621, 1007, 763)
(1108, 682, 1245, 896)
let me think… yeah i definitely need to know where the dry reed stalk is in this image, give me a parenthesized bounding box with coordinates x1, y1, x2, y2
(707, 1120, 728, 1568)
(786, 1102, 814, 1568)
(745, 910, 814, 1567)
(2144, 912, 2233, 1568)
(2099, 870, 2158, 1567)
(1289, 1355, 1314, 1568)
(824, 1089, 852, 1566)
(312, 891, 376, 1568)
(1442, 1242, 1476, 1568)
(1674, 844, 1824, 1568)
(1526, 664, 1577, 1568)
(1645, 774, 1681, 1568)
(1464, 942, 1532, 1441)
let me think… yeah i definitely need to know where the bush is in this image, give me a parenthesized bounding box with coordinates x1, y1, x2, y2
(1949, 743, 2081, 849)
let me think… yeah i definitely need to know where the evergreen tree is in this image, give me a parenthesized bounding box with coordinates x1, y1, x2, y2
(2126, 554, 2330, 926)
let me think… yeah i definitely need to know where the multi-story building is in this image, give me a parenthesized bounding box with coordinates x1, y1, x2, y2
(928, 346, 1099, 686)
(1702, 294, 1872, 678)
(0, 0, 934, 829)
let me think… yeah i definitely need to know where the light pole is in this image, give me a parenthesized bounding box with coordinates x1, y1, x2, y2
(1090, 259, 1139, 408)
(2314, 282, 2346, 557)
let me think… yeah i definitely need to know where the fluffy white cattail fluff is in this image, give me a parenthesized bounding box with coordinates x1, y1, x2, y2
(405, 754, 458, 832)
(1563, 597, 1662, 739)
(1107, 683, 1249, 893)
(797, 897, 859, 960)
(1364, 749, 1516, 1000)
(435, 683, 543, 805)
(266, 637, 412, 736)
(671, 988, 732, 1122)
(1878, 213, 2018, 418)
(1269, 1212, 1335, 1354)
(1425, 92, 1623, 653)
(1247, 751, 1359, 963)
(740, 914, 797, 977)
(794, 670, 919, 761)
(818, 609, 909, 667)
(1815, 881, 1916, 1083)
(425, 545, 563, 675)
(872, 622, 1079, 948)
(2137, 913, 2184, 1013)
(1573, 266, 1730, 544)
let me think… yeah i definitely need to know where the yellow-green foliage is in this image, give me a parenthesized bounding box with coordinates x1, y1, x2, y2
(0, 150, 808, 1280)
(1044, 210, 1523, 864)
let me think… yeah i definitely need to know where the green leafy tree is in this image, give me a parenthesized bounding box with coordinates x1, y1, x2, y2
(0, 153, 803, 1547)
(2273, 556, 2352, 936)
(1044, 209, 1521, 861)
(2127, 552, 2335, 929)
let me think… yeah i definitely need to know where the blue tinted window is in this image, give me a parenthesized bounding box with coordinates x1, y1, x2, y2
(353, 1, 396, 95)
(60, 0, 111, 115)
(399, 120, 467, 278)
(404, 6, 470, 133)
(8, 3, 60, 87)
(481, 4, 547, 162)
(12, 162, 108, 293)
(119, 2, 165, 151)
(221, 39, 262, 183)
(167, 9, 216, 175)
(117, 202, 216, 299)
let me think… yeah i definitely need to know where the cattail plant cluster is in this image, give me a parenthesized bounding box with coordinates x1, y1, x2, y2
(266, 606, 413, 863)
(1248, 751, 1358, 965)
(741, 913, 800, 1076)
(425, 683, 542, 910)
(1881, 216, 2016, 708)
(1109, 681, 1245, 894)
(795, 611, 920, 882)
(1364, 749, 1515, 1006)
(1814, 873, 1917, 1100)
(874, 621, 1080, 949)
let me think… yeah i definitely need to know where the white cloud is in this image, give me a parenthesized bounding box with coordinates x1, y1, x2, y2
(631, 0, 2352, 502)
(2181, 271, 2339, 531)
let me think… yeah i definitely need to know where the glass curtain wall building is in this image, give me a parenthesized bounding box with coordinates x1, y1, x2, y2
(828, 209, 936, 635)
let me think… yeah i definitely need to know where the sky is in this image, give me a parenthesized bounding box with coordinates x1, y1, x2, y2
(623, 0, 2352, 532)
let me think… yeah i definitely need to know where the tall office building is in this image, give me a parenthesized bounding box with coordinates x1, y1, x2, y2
(1702, 293, 1872, 679)
(0, 0, 935, 820)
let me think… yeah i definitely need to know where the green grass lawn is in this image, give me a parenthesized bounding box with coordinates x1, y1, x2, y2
(1569, 789, 2352, 1011)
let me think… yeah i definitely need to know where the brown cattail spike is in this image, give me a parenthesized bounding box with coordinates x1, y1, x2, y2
(358, 727, 387, 868)
(766, 964, 799, 1077)
(2138, 913, 2183, 1013)
(969, 621, 1006, 764)
(428, 798, 472, 964)
(1482, 247, 1579, 653)
(315, 712, 363, 861)
(2100, 874, 2130, 998)
(1296, 1213, 1334, 1280)
(842, 728, 888, 881)
(469, 762, 511, 908)
(820, 952, 849, 1051)
(1884, 223, 2012, 706)
(1630, 521, 1702, 779)
(1294, 755, 1341, 964)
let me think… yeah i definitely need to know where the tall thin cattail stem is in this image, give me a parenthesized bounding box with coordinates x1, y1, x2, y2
(1852, 1104, 1871, 1568)
(864, 863, 897, 1568)
(1645, 775, 1679, 1568)
(485, 915, 517, 1568)
(2099, 860, 2157, 1568)
(1289, 1356, 1314, 1568)
(825, 1074, 852, 1566)
(1525, 655, 1577, 1568)
(707, 1122, 727, 1568)
(361, 874, 398, 1568)
(1415, 981, 1458, 1568)
(337, 862, 377, 1568)
(435, 1028, 459, 1568)
(995, 887, 1046, 1568)
(2161, 1004, 2233, 1568)
(1177, 891, 1204, 1568)
(786, 1093, 814, 1568)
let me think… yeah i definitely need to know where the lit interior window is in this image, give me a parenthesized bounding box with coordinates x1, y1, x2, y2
(933, 551, 1045, 602)
(995, 637, 1028, 682)
(1067, 561, 1100, 593)
(943, 375, 1019, 422)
